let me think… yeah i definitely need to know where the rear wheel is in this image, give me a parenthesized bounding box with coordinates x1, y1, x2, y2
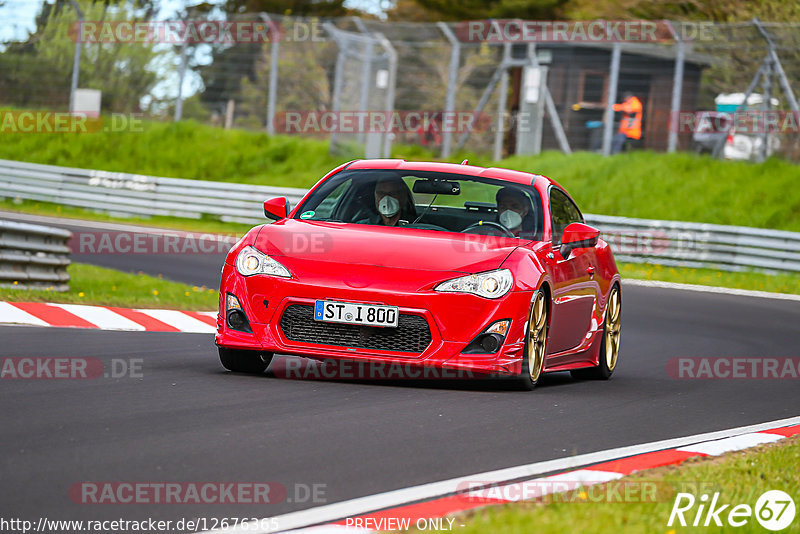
(218, 347, 273, 374)
(516, 290, 549, 390)
(571, 285, 621, 380)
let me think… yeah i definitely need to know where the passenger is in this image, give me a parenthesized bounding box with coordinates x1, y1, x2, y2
(496, 187, 537, 238)
(373, 176, 416, 226)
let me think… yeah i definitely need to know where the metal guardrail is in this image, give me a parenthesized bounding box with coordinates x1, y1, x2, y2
(1, 159, 799, 274)
(585, 214, 800, 274)
(0, 219, 71, 291)
(0, 159, 307, 225)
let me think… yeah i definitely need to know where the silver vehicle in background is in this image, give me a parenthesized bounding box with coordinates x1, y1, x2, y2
(692, 93, 781, 160)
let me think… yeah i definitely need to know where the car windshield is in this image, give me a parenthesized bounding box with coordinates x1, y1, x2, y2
(293, 170, 543, 240)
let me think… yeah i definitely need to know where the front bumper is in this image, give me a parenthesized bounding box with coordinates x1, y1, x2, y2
(215, 261, 533, 376)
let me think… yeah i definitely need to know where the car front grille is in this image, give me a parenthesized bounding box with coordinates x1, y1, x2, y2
(279, 304, 432, 354)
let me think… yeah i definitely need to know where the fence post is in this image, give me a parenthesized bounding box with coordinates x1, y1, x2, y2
(377, 33, 397, 158)
(174, 39, 189, 122)
(493, 44, 511, 161)
(260, 13, 280, 135)
(324, 23, 346, 155)
(759, 54, 773, 163)
(353, 17, 374, 145)
(667, 22, 685, 153)
(438, 22, 460, 159)
(602, 43, 621, 156)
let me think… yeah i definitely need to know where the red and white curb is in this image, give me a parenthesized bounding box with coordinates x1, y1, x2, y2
(0, 301, 217, 333)
(204, 416, 800, 534)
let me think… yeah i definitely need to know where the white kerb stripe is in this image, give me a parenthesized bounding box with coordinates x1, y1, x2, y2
(543, 469, 624, 485)
(136, 309, 216, 333)
(205, 415, 800, 534)
(676, 432, 784, 456)
(0, 302, 49, 326)
(196, 311, 219, 319)
(52, 303, 146, 331)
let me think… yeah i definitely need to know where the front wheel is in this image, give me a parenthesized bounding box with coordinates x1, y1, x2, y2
(218, 347, 273, 374)
(571, 285, 621, 380)
(515, 290, 549, 390)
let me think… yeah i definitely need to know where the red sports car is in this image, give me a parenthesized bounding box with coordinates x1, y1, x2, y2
(215, 160, 621, 389)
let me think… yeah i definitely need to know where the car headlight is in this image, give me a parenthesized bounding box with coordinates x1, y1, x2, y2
(235, 245, 291, 278)
(434, 269, 513, 299)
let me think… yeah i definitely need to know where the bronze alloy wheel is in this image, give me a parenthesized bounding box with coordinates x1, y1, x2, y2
(604, 286, 622, 371)
(527, 291, 548, 383)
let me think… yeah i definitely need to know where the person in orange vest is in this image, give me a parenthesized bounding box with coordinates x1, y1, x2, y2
(612, 92, 643, 154)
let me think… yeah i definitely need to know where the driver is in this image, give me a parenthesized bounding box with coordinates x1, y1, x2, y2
(496, 187, 536, 237)
(374, 176, 416, 226)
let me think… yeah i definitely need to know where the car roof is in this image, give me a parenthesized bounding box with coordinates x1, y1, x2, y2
(345, 159, 563, 190)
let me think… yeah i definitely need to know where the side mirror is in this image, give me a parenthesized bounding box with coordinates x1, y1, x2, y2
(264, 197, 289, 221)
(560, 222, 600, 258)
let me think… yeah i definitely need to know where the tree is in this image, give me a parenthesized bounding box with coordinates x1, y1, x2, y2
(408, 0, 569, 21)
(561, 0, 800, 21)
(18, 0, 164, 112)
(221, 0, 347, 17)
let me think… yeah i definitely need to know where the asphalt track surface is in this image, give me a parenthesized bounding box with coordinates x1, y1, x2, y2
(2, 212, 800, 525)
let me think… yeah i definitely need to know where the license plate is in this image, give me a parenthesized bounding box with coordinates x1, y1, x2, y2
(314, 300, 399, 328)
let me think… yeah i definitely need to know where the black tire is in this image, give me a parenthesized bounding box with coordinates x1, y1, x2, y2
(571, 285, 621, 381)
(218, 347, 272, 374)
(514, 290, 549, 391)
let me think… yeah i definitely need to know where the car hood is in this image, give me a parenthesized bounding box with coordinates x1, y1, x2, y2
(255, 219, 523, 274)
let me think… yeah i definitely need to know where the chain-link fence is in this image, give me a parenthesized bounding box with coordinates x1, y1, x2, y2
(1, 6, 799, 162)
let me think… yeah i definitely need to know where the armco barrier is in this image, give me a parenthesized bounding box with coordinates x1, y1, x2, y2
(0, 158, 307, 225)
(0, 219, 71, 291)
(1, 159, 799, 274)
(585, 214, 800, 274)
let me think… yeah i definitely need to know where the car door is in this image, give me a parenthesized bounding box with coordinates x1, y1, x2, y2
(545, 188, 601, 357)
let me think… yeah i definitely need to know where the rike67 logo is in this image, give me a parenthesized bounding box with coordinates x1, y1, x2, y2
(668, 490, 796, 531)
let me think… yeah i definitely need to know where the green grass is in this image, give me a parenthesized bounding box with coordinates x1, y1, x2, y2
(0, 118, 341, 187)
(441, 436, 800, 534)
(2, 117, 799, 231)
(0, 263, 218, 310)
(618, 262, 800, 295)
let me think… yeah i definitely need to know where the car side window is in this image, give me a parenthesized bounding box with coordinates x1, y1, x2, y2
(550, 188, 583, 245)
